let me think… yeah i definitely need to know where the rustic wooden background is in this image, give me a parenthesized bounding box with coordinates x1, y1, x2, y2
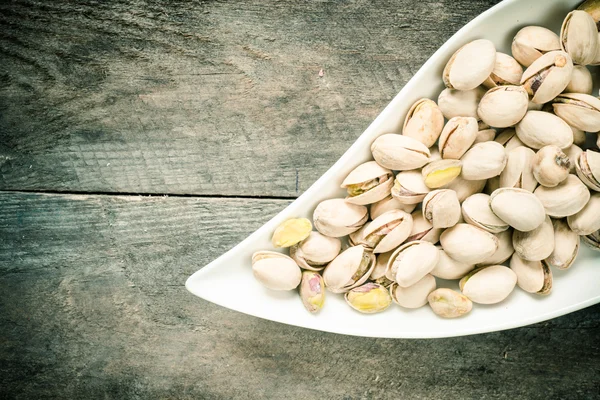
(1, 0, 600, 399)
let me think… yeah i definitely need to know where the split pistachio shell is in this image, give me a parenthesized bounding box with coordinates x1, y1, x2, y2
(509, 254, 552, 295)
(348, 222, 372, 249)
(299, 271, 325, 313)
(290, 231, 341, 271)
(543, 218, 579, 270)
(389, 275, 436, 309)
(571, 126, 586, 147)
(460, 141, 507, 181)
(534, 174, 591, 217)
(565, 145, 584, 173)
(370, 251, 394, 287)
(388, 240, 439, 288)
(575, 150, 600, 191)
(322, 245, 375, 293)
(582, 229, 600, 251)
(511, 26, 561, 67)
(364, 210, 413, 253)
(459, 265, 517, 304)
(553, 93, 600, 132)
(345, 283, 392, 314)
(428, 288, 473, 318)
(532, 145, 571, 187)
(443, 39, 496, 90)
(252, 251, 302, 291)
(521, 51, 573, 104)
(567, 193, 600, 235)
(431, 247, 475, 280)
(370, 195, 417, 220)
(461, 193, 509, 233)
(422, 159, 462, 188)
(341, 161, 394, 205)
(515, 111, 574, 150)
(477, 85, 529, 128)
(438, 87, 486, 120)
(560, 10, 599, 65)
(391, 170, 431, 204)
(499, 146, 537, 192)
(422, 189, 461, 229)
(474, 128, 497, 144)
(313, 199, 368, 237)
(440, 223, 499, 265)
(513, 216, 555, 261)
(371, 134, 431, 171)
(565, 65, 593, 94)
(406, 211, 443, 244)
(442, 175, 487, 203)
(438, 117, 478, 159)
(490, 187, 546, 231)
(403, 98, 444, 147)
(271, 218, 312, 248)
(479, 229, 515, 266)
(483, 52, 523, 88)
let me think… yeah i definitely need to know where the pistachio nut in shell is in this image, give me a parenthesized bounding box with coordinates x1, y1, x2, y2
(370, 251, 394, 287)
(543, 218, 579, 270)
(479, 229, 515, 266)
(403, 98, 444, 147)
(441, 175, 487, 203)
(348, 222, 372, 249)
(290, 231, 341, 271)
(341, 161, 393, 205)
(299, 271, 325, 313)
(565, 65, 593, 94)
(431, 247, 475, 280)
(511, 26, 561, 67)
(422, 159, 462, 189)
(459, 265, 517, 305)
(490, 187, 546, 232)
(499, 146, 537, 192)
(271, 218, 312, 248)
(422, 189, 461, 229)
(513, 216, 555, 261)
(461, 141, 507, 181)
(443, 39, 496, 91)
(322, 245, 375, 293)
(371, 134, 431, 171)
(567, 193, 600, 235)
(560, 10, 599, 65)
(363, 209, 413, 253)
(440, 223, 499, 265)
(388, 240, 439, 288)
(438, 117, 478, 160)
(438, 87, 486, 120)
(532, 145, 571, 187)
(483, 52, 523, 88)
(582, 229, 600, 251)
(575, 150, 600, 191)
(428, 288, 473, 319)
(406, 211, 443, 244)
(474, 128, 497, 144)
(370, 195, 416, 220)
(553, 93, 600, 132)
(251, 251, 302, 291)
(477, 85, 529, 128)
(391, 170, 431, 204)
(313, 199, 368, 237)
(515, 111, 573, 150)
(389, 274, 436, 309)
(345, 282, 392, 314)
(534, 174, 591, 217)
(509, 254, 552, 295)
(461, 193, 509, 233)
(565, 145, 583, 173)
(520, 51, 573, 104)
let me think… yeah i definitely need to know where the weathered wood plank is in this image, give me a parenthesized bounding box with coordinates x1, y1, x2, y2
(1, 192, 599, 399)
(0, 0, 501, 196)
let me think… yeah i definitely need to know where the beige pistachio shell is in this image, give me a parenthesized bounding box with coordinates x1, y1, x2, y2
(511, 26, 561, 67)
(528, 101, 545, 111)
(553, 93, 600, 132)
(322, 245, 375, 293)
(370, 195, 417, 220)
(403, 98, 444, 147)
(567, 193, 600, 235)
(440, 223, 499, 265)
(509, 254, 552, 295)
(371, 134, 431, 171)
(438, 87, 486, 120)
(490, 187, 546, 232)
(565, 145, 584, 173)
(461, 141, 507, 181)
(571, 126, 587, 147)
(313, 199, 368, 237)
(290, 231, 341, 271)
(477, 85, 529, 128)
(497, 128, 526, 152)
(364, 209, 413, 253)
(534, 174, 591, 217)
(521, 51, 573, 104)
(389, 275, 436, 309)
(345, 283, 392, 314)
(388, 240, 439, 288)
(532, 145, 571, 187)
(441, 175, 487, 203)
(461, 193, 509, 233)
(370, 251, 395, 287)
(575, 150, 600, 191)
(499, 146, 537, 192)
(271, 218, 312, 248)
(593, 32, 600, 65)
(515, 111, 574, 150)
(431, 247, 474, 280)
(560, 10, 599, 65)
(543, 218, 579, 270)
(443, 39, 496, 90)
(422, 189, 461, 229)
(428, 288, 473, 318)
(474, 128, 497, 144)
(513, 216, 555, 261)
(483, 52, 523, 88)
(438, 117, 479, 159)
(406, 211, 443, 244)
(251, 251, 302, 291)
(422, 159, 462, 189)
(478, 229, 515, 266)
(299, 271, 325, 313)
(459, 265, 517, 304)
(391, 170, 431, 204)
(341, 161, 393, 205)
(565, 65, 593, 94)
(348, 222, 372, 249)
(582, 229, 600, 251)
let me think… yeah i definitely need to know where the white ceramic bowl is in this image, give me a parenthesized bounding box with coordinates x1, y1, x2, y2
(187, 0, 600, 338)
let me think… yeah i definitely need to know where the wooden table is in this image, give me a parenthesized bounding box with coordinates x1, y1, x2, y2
(1, 0, 599, 398)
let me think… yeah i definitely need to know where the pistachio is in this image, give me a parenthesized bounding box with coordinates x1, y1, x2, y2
(442, 175, 487, 202)
(387, 240, 439, 287)
(534, 174, 591, 217)
(345, 282, 392, 314)
(252, 251, 302, 291)
(582, 229, 600, 251)
(363, 209, 413, 253)
(438, 87, 486, 120)
(313, 199, 368, 237)
(483, 52, 523, 88)
(560, 10, 599, 65)
(532, 145, 571, 187)
(478, 229, 515, 266)
(438, 117, 479, 159)
(341, 161, 394, 205)
(521, 50, 574, 104)
(565, 65, 593, 94)
(371, 134, 431, 171)
(495, 128, 526, 152)
(499, 146, 537, 192)
(567, 193, 600, 235)
(511, 26, 561, 67)
(459, 265, 517, 304)
(443, 39, 496, 90)
(422, 189, 461, 229)
(406, 211, 443, 244)
(528, 101, 545, 111)
(369, 195, 417, 220)
(431, 247, 475, 280)
(515, 111, 574, 149)
(509, 254, 552, 295)
(290, 231, 341, 271)
(391, 170, 431, 204)
(271, 218, 312, 248)
(422, 159, 462, 188)
(564, 145, 583, 173)
(389, 274, 436, 309)
(474, 128, 497, 144)
(543, 218, 580, 270)
(323, 246, 375, 293)
(299, 271, 325, 313)
(370, 251, 395, 287)
(461, 141, 507, 181)
(461, 193, 509, 233)
(553, 93, 600, 132)
(513, 216, 555, 261)
(348, 222, 372, 249)
(403, 98, 444, 147)
(575, 150, 600, 191)
(477, 85, 529, 128)
(440, 223, 499, 264)
(571, 126, 587, 147)
(578, 0, 600, 29)
(490, 187, 546, 232)
(428, 288, 473, 318)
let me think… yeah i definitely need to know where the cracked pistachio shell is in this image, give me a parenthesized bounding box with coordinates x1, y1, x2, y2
(499, 146, 537, 192)
(422, 189, 461, 229)
(462, 193, 509, 233)
(252, 251, 302, 291)
(391, 170, 431, 204)
(512, 26, 561, 67)
(534, 174, 591, 217)
(513, 216, 555, 261)
(478, 229, 515, 266)
(370, 251, 395, 287)
(483, 52, 523, 88)
(442, 175, 487, 203)
(461, 142, 507, 181)
(474, 128, 497, 144)
(576, 150, 600, 191)
(363, 210, 413, 253)
(428, 288, 473, 318)
(323, 245, 375, 293)
(521, 51, 573, 104)
(313, 199, 368, 238)
(299, 271, 325, 313)
(490, 188, 546, 232)
(561, 10, 599, 65)
(371, 134, 431, 171)
(422, 159, 462, 189)
(443, 39, 496, 90)
(543, 218, 579, 270)
(553, 93, 600, 132)
(583, 229, 600, 251)
(459, 265, 517, 304)
(370, 195, 417, 220)
(345, 282, 392, 314)
(406, 211, 443, 244)
(438, 87, 486, 120)
(509, 254, 552, 295)
(565, 65, 594, 94)
(495, 128, 526, 152)
(341, 161, 394, 205)
(565, 145, 584, 173)
(349, 222, 373, 249)
(440, 223, 499, 265)
(387, 240, 439, 287)
(389, 275, 436, 309)
(290, 231, 341, 271)
(532, 145, 571, 187)
(431, 247, 474, 280)
(515, 111, 574, 150)
(477, 85, 529, 128)
(568, 193, 600, 235)
(439, 117, 478, 160)
(403, 98, 444, 147)
(272, 218, 312, 248)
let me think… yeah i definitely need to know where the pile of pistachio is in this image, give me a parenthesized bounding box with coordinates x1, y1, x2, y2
(251, 1, 600, 318)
